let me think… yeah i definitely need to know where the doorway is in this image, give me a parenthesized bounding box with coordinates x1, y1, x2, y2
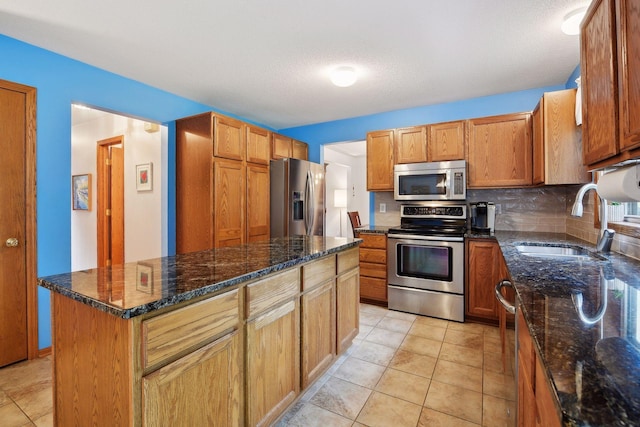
(0, 79, 37, 366)
(97, 136, 125, 267)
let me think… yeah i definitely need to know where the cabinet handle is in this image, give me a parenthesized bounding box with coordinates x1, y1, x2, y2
(495, 279, 516, 314)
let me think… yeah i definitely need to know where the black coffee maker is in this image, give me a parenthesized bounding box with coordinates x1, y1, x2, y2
(470, 202, 496, 233)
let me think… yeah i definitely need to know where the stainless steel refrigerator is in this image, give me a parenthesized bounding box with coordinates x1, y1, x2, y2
(270, 158, 325, 237)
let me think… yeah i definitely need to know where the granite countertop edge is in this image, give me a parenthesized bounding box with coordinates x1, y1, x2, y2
(39, 239, 362, 320)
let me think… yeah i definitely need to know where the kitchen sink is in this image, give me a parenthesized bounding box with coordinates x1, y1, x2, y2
(515, 243, 605, 261)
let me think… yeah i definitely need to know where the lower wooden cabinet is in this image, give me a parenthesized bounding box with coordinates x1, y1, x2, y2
(358, 232, 388, 304)
(517, 309, 561, 427)
(466, 239, 508, 323)
(336, 267, 360, 354)
(301, 280, 335, 388)
(142, 330, 241, 427)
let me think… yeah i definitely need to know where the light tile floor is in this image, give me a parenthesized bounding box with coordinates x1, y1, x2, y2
(0, 303, 516, 427)
(277, 303, 516, 427)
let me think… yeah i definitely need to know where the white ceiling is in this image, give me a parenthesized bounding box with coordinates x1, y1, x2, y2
(0, 0, 589, 130)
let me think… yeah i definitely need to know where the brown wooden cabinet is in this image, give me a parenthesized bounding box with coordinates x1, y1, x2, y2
(516, 309, 561, 427)
(336, 249, 360, 354)
(366, 130, 395, 191)
(532, 89, 589, 185)
(176, 112, 273, 252)
(467, 112, 533, 188)
(581, 0, 640, 168)
(272, 133, 308, 160)
(357, 232, 388, 304)
(466, 239, 508, 323)
(428, 120, 466, 161)
(395, 126, 427, 164)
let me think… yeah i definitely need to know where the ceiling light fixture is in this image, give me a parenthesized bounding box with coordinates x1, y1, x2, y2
(330, 66, 358, 87)
(561, 7, 587, 35)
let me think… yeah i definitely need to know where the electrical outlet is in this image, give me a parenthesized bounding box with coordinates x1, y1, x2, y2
(495, 203, 502, 215)
(380, 203, 386, 213)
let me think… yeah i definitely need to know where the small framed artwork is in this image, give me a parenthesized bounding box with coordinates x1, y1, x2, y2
(136, 262, 154, 293)
(72, 174, 91, 211)
(136, 163, 153, 192)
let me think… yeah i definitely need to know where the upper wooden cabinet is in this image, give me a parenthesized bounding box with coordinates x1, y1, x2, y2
(214, 115, 244, 161)
(213, 158, 246, 248)
(395, 126, 427, 164)
(246, 124, 271, 165)
(246, 164, 270, 243)
(272, 133, 309, 160)
(366, 130, 395, 191)
(581, 0, 640, 168)
(428, 120, 466, 162)
(532, 89, 590, 185)
(466, 112, 532, 188)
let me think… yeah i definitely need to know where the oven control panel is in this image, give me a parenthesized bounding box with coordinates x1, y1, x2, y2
(401, 205, 466, 218)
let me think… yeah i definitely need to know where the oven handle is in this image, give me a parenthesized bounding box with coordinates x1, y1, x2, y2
(387, 234, 464, 242)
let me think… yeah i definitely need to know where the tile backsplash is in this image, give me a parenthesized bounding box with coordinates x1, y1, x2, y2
(373, 185, 640, 260)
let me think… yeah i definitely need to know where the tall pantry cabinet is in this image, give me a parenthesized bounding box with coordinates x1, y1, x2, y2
(176, 112, 271, 253)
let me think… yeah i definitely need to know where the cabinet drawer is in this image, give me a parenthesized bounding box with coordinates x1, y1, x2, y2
(360, 276, 387, 302)
(246, 268, 300, 318)
(360, 262, 387, 279)
(360, 248, 386, 264)
(142, 289, 239, 370)
(302, 256, 336, 291)
(359, 233, 386, 249)
(337, 248, 359, 274)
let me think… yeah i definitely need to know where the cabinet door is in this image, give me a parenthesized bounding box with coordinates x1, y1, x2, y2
(301, 281, 335, 388)
(428, 120, 465, 161)
(517, 352, 536, 427)
(366, 130, 394, 191)
(246, 300, 300, 427)
(467, 113, 532, 188)
(246, 125, 271, 165)
(292, 140, 309, 160)
(617, 0, 640, 150)
(534, 358, 561, 427)
(214, 115, 244, 161)
(336, 268, 359, 354)
(466, 240, 501, 321)
(272, 133, 292, 159)
(532, 102, 544, 185)
(395, 126, 427, 164)
(246, 164, 270, 243)
(214, 159, 245, 247)
(581, 0, 619, 165)
(142, 330, 241, 427)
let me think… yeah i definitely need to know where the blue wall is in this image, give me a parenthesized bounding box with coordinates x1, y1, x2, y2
(0, 32, 580, 350)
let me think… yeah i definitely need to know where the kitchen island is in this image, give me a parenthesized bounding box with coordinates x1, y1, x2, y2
(38, 236, 361, 427)
(495, 231, 640, 426)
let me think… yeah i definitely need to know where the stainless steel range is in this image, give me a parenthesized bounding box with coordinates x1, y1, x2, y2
(387, 202, 466, 322)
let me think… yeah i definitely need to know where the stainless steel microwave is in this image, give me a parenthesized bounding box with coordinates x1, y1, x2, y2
(393, 160, 466, 201)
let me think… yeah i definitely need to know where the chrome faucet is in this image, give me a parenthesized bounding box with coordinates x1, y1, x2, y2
(571, 183, 615, 253)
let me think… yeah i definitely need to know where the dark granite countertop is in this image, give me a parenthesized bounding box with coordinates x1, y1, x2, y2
(494, 231, 640, 426)
(355, 225, 394, 234)
(38, 236, 361, 319)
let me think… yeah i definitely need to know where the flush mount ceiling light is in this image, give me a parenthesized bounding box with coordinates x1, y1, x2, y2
(561, 7, 587, 35)
(330, 66, 358, 87)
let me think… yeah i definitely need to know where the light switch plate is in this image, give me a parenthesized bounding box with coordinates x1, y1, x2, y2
(380, 203, 386, 213)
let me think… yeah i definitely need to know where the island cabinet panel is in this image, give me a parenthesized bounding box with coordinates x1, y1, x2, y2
(245, 268, 300, 317)
(246, 125, 271, 165)
(246, 164, 270, 243)
(213, 158, 246, 248)
(300, 280, 335, 388)
(336, 267, 360, 354)
(52, 294, 134, 426)
(246, 300, 300, 427)
(302, 255, 336, 291)
(394, 126, 427, 164)
(214, 115, 245, 161)
(467, 112, 532, 188)
(142, 330, 241, 427)
(366, 130, 395, 191)
(428, 120, 466, 161)
(141, 289, 239, 371)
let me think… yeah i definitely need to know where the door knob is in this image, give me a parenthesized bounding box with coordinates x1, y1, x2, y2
(5, 238, 18, 247)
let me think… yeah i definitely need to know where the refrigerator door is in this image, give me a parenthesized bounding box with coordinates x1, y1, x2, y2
(307, 161, 325, 236)
(288, 158, 310, 236)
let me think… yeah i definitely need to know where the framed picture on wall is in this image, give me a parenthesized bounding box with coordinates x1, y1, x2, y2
(136, 262, 154, 293)
(136, 163, 152, 191)
(72, 174, 91, 211)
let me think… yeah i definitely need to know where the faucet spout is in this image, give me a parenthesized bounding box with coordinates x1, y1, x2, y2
(571, 182, 615, 253)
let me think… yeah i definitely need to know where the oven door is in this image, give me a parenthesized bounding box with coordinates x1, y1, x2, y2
(387, 234, 464, 294)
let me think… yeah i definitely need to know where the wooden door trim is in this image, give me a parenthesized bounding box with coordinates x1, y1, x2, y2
(0, 79, 38, 359)
(97, 136, 124, 267)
